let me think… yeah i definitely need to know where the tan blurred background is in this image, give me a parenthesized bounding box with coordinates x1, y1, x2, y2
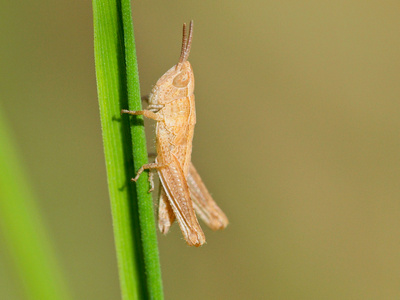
(1, 1, 400, 299)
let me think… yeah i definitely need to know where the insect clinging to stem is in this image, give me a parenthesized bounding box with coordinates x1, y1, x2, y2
(121, 20, 228, 247)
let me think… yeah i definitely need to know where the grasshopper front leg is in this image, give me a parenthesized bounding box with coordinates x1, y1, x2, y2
(121, 109, 163, 121)
(140, 95, 164, 112)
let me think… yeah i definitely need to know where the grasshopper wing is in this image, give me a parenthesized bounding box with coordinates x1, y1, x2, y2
(187, 162, 229, 230)
(157, 155, 205, 247)
(158, 162, 229, 234)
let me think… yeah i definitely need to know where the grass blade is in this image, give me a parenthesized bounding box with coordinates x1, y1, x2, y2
(93, 0, 163, 299)
(0, 108, 71, 300)
(120, 0, 164, 298)
(93, 1, 145, 299)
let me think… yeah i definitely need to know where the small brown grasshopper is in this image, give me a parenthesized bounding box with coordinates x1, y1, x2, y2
(122, 21, 228, 247)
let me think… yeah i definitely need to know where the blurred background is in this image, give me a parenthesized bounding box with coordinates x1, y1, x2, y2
(1, 1, 400, 299)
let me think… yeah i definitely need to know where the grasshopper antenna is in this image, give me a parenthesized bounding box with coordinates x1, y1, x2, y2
(184, 20, 194, 61)
(179, 22, 188, 64)
(178, 20, 193, 64)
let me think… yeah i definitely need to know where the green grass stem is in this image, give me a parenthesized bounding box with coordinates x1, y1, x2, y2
(120, 0, 164, 299)
(0, 108, 71, 300)
(93, 0, 163, 299)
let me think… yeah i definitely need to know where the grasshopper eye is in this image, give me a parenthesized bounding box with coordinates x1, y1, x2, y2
(173, 71, 190, 88)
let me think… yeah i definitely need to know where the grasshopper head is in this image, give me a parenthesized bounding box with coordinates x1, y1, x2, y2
(149, 21, 195, 105)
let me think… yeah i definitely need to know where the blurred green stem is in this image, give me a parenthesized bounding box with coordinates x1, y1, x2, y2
(0, 108, 71, 300)
(93, 0, 163, 299)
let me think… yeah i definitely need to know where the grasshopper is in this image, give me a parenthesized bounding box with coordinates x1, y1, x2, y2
(122, 21, 228, 247)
